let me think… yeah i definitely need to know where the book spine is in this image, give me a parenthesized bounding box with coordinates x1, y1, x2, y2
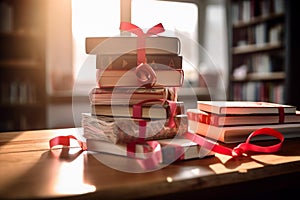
(90, 101, 185, 119)
(187, 110, 221, 126)
(86, 37, 180, 55)
(89, 87, 179, 105)
(97, 69, 184, 88)
(96, 54, 182, 70)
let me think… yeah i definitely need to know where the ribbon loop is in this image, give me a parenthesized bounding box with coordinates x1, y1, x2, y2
(49, 135, 87, 151)
(135, 63, 157, 88)
(184, 127, 284, 157)
(146, 23, 165, 35)
(119, 22, 144, 36)
(231, 127, 284, 157)
(119, 22, 165, 66)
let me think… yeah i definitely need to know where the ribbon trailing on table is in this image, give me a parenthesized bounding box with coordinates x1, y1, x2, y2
(49, 135, 87, 151)
(119, 22, 165, 88)
(183, 127, 284, 157)
(49, 127, 284, 164)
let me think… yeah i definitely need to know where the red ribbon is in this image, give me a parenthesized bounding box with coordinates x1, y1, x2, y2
(183, 127, 284, 157)
(49, 127, 284, 170)
(49, 128, 284, 158)
(132, 99, 177, 128)
(135, 63, 157, 88)
(119, 22, 165, 88)
(127, 140, 163, 169)
(49, 135, 87, 151)
(119, 22, 165, 65)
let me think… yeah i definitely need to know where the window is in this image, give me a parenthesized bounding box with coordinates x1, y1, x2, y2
(72, 0, 120, 85)
(131, 0, 199, 86)
(72, 0, 200, 86)
(71, 0, 228, 98)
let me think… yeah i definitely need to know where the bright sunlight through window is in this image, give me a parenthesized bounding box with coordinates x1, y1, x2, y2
(72, 0, 198, 84)
(72, 0, 120, 84)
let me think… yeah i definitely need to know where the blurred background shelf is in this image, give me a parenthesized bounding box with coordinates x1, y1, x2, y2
(227, 0, 300, 106)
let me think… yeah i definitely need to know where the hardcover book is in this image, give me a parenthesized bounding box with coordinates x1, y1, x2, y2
(96, 69, 184, 88)
(89, 87, 177, 105)
(86, 36, 181, 55)
(188, 117, 300, 143)
(187, 109, 300, 127)
(82, 113, 188, 144)
(197, 101, 296, 115)
(96, 54, 183, 70)
(86, 137, 214, 163)
(91, 101, 184, 119)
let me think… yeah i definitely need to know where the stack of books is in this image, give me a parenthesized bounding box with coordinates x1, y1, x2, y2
(82, 33, 213, 162)
(187, 101, 300, 143)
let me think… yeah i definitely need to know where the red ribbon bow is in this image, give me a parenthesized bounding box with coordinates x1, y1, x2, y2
(120, 22, 165, 88)
(119, 22, 165, 65)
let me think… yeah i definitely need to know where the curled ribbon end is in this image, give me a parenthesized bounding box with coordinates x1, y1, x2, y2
(135, 63, 157, 88)
(232, 146, 244, 157)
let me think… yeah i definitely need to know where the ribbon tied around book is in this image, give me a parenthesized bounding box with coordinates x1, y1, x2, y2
(184, 127, 284, 157)
(126, 140, 163, 169)
(132, 98, 177, 130)
(119, 22, 165, 88)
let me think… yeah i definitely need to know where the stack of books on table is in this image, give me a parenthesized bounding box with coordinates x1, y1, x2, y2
(187, 101, 300, 143)
(82, 34, 214, 163)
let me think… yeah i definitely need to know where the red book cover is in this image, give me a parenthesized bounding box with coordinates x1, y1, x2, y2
(187, 109, 300, 127)
(197, 101, 296, 115)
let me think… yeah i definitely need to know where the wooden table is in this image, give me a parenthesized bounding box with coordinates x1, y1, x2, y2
(1, 128, 300, 199)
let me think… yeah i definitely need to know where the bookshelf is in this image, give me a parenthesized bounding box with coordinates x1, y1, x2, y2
(227, 0, 288, 104)
(0, 0, 47, 131)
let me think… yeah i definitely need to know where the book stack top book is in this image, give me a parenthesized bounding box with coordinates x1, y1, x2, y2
(86, 36, 181, 55)
(187, 101, 300, 143)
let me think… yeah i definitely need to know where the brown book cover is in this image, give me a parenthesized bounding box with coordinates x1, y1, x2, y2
(96, 54, 182, 70)
(82, 113, 188, 144)
(86, 36, 181, 55)
(91, 101, 185, 119)
(89, 87, 177, 105)
(96, 69, 184, 88)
